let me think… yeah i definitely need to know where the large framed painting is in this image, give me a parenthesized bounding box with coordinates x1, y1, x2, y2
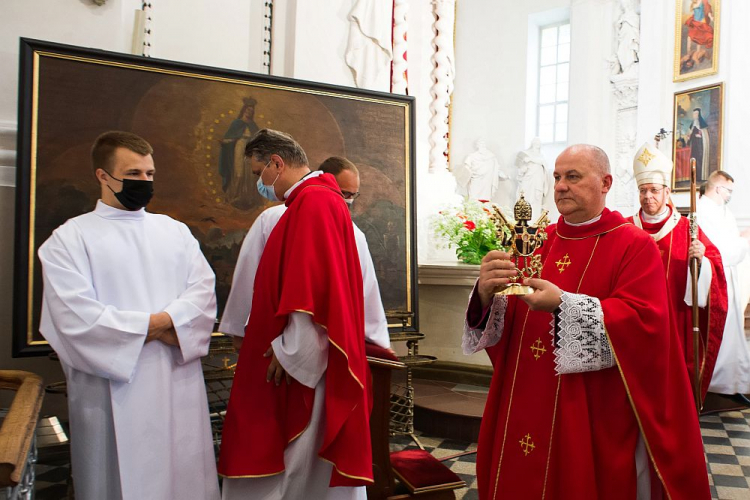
(674, 0, 720, 82)
(13, 38, 417, 356)
(671, 83, 723, 192)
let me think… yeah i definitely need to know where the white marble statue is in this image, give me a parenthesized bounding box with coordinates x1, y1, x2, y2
(515, 137, 553, 218)
(454, 140, 512, 207)
(611, 0, 640, 77)
(345, 0, 393, 89)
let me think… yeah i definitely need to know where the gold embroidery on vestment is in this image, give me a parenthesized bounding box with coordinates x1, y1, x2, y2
(531, 338, 547, 360)
(519, 434, 535, 456)
(555, 253, 572, 273)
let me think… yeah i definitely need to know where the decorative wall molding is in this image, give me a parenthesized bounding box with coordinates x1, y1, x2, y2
(142, 2, 152, 57)
(610, 0, 640, 215)
(612, 103, 637, 211)
(611, 78, 638, 108)
(262, 1, 273, 74)
(0, 121, 17, 187)
(428, 0, 455, 173)
(418, 261, 479, 286)
(391, 0, 408, 94)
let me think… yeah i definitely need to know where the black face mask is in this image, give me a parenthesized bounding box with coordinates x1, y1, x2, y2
(105, 172, 154, 210)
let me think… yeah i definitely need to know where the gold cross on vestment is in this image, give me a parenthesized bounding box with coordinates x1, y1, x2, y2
(531, 338, 547, 360)
(555, 253, 572, 273)
(637, 148, 656, 166)
(519, 434, 535, 456)
(223, 357, 237, 371)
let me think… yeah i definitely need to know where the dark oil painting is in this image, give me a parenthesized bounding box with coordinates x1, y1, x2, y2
(14, 39, 416, 355)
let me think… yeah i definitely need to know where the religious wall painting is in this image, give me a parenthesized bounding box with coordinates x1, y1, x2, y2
(674, 0, 720, 82)
(671, 83, 723, 192)
(13, 39, 417, 356)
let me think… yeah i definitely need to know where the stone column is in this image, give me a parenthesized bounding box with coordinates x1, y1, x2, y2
(428, 0, 455, 173)
(611, 77, 639, 213)
(609, 0, 640, 214)
(392, 0, 409, 94)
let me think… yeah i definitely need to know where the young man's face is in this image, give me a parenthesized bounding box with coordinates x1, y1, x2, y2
(108, 147, 155, 182)
(97, 147, 155, 209)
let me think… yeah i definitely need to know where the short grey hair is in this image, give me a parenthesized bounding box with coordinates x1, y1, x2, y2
(565, 144, 611, 176)
(244, 129, 308, 168)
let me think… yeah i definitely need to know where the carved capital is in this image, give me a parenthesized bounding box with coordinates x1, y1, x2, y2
(611, 77, 639, 109)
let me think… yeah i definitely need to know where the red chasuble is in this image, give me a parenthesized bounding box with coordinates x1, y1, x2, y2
(217, 173, 372, 487)
(627, 207, 728, 401)
(474, 209, 709, 499)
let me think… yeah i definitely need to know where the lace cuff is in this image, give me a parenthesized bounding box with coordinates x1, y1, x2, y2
(552, 292, 615, 375)
(463, 293, 507, 355)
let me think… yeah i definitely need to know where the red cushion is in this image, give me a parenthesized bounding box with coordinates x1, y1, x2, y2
(390, 449, 466, 493)
(365, 341, 399, 362)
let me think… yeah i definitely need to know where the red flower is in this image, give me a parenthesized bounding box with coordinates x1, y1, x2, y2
(478, 199, 490, 203)
(463, 220, 476, 230)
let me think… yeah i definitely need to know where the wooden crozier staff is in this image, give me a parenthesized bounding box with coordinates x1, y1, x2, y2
(689, 158, 701, 413)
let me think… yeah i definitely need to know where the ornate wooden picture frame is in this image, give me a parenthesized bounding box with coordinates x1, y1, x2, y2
(674, 0, 720, 82)
(13, 38, 417, 356)
(671, 82, 723, 192)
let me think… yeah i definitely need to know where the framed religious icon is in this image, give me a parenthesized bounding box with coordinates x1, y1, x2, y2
(674, 0, 720, 82)
(671, 83, 723, 192)
(13, 38, 418, 356)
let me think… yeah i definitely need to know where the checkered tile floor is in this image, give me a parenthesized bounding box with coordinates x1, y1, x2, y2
(390, 408, 750, 500)
(701, 410, 750, 499)
(32, 408, 750, 499)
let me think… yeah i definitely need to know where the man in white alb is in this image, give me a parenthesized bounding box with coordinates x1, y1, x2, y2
(38, 131, 220, 500)
(698, 170, 750, 397)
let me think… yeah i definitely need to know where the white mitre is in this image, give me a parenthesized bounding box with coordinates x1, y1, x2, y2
(632, 143, 672, 187)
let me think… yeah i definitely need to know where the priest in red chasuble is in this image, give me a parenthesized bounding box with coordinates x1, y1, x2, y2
(626, 143, 728, 404)
(464, 145, 709, 499)
(218, 129, 372, 500)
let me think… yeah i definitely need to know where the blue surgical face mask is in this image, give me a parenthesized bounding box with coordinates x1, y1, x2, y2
(256, 160, 280, 201)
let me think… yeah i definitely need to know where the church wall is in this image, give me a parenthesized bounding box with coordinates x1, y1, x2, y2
(418, 0, 620, 367)
(451, 0, 568, 183)
(0, 0, 141, 418)
(638, 0, 750, 228)
(0, 0, 263, 418)
(8, 0, 742, 399)
(285, 1, 365, 89)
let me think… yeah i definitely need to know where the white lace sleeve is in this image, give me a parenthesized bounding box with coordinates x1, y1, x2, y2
(463, 293, 508, 355)
(553, 292, 615, 375)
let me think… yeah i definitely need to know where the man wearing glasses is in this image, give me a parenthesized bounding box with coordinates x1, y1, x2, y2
(698, 170, 750, 400)
(627, 143, 727, 408)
